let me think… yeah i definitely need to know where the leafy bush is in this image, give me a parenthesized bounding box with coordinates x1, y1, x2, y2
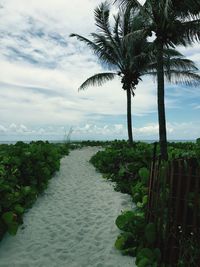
(0, 141, 68, 240)
(90, 140, 200, 267)
(90, 141, 153, 194)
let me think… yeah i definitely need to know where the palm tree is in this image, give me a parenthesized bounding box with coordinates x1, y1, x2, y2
(71, 3, 153, 144)
(70, 2, 200, 144)
(114, 0, 200, 159)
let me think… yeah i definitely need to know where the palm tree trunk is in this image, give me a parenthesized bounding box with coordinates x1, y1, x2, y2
(157, 41, 168, 160)
(126, 88, 133, 144)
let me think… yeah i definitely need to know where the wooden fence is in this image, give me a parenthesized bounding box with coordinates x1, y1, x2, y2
(146, 154, 200, 266)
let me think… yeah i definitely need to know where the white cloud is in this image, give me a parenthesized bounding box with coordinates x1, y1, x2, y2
(134, 123, 174, 138)
(0, 125, 7, 133)
(18, 124, 29, 133)
(114, 124, 123, 131)
(0, 57, 158, 127)
(0, 0, 199, 141)
(0, 0, 159, 131)
(9, 123, 18, 131)
(0, 120, 200, 141)
(136, 124, 159, 135)
(0, 0, 102, 35)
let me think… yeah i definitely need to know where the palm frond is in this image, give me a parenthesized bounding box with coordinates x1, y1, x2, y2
(163, 0, 173, 18)
(113, 13, 125, 53)
(115, 0, 153, 21)
(70, 33, 99, 51)
(155, 18, 200, 47)
(90, 33, 123, 68)
(94, 2, 111, 37)
(163, 48, 184, 58)
(174, 0, 200, 19)
(122, 9, 151, 43)
(181, 19, 200, 44)
(70, 33, 119, 69)
(94, 2, 123, 61)
(145, 70, 200, 86)
(124, 28, 149, 45)
(79, 72, 117, 91)
(122, 5, 132, 35)
(113, 13, 121, 38)
(165, 58, 198, 71)
(145, 55, 199, 82)
(148, 57, 198, 71)
(165, 70, 200, 86)
(114, 0, 143, 9)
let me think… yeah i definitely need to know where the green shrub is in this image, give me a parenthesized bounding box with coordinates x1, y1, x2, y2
(0, 141, 67, 240)
(90, 141, 153, 194)
(90, 140, 200, 266)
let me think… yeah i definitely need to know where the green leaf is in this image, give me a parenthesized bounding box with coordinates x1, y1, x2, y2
(115, 232, 136, 250)
(14, 204, 25, 214)
(115, 211, 135, 231)
(121, 247, 137, 256)
(136, 202, 143, 208)
(136, 248, 155, 264)
(22, 186, 32, 195)
(133, 192, 141, 203)
(115, 235, 126, 250)
(14, 192, 20, 197)
(118, 165, 126, 177)
(145, 223, 156, 244)
(142, 195, 148, 205)
(138, 167, 150, 184)
(137, 258, 152, 267)
(7, 222, 19, 236)
(2, 212, 14, 225)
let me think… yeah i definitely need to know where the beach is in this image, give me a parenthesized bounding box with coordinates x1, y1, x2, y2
(0, 147, 135, 267)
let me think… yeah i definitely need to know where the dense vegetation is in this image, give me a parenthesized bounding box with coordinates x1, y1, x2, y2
(0, 141, 69, 240)
(91, 141, 152, 196)
(68, 140, 111, 148)
(90, 140, 200, 266)
(1, 138, 199, 267)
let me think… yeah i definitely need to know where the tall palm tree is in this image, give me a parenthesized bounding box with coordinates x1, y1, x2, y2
(71, 2, 200, 144)
(115, 0, 200, 159)
(71, 3, 153, 144)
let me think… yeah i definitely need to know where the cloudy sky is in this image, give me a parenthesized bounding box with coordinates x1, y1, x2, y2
(0, 0, 199, 142)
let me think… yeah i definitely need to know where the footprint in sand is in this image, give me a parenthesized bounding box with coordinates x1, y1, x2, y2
(0, 147, 136, 267)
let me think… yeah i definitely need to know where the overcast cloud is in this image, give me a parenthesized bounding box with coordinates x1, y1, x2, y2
(0, 0, 199, 141)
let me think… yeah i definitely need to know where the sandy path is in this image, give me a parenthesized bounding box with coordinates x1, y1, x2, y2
(0, 147, 136, 267)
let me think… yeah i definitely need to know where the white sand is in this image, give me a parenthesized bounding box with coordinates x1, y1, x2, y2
(0, 147, 136, 267)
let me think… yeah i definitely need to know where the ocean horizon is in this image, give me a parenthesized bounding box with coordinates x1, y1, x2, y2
(0, 139, 196, 145)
